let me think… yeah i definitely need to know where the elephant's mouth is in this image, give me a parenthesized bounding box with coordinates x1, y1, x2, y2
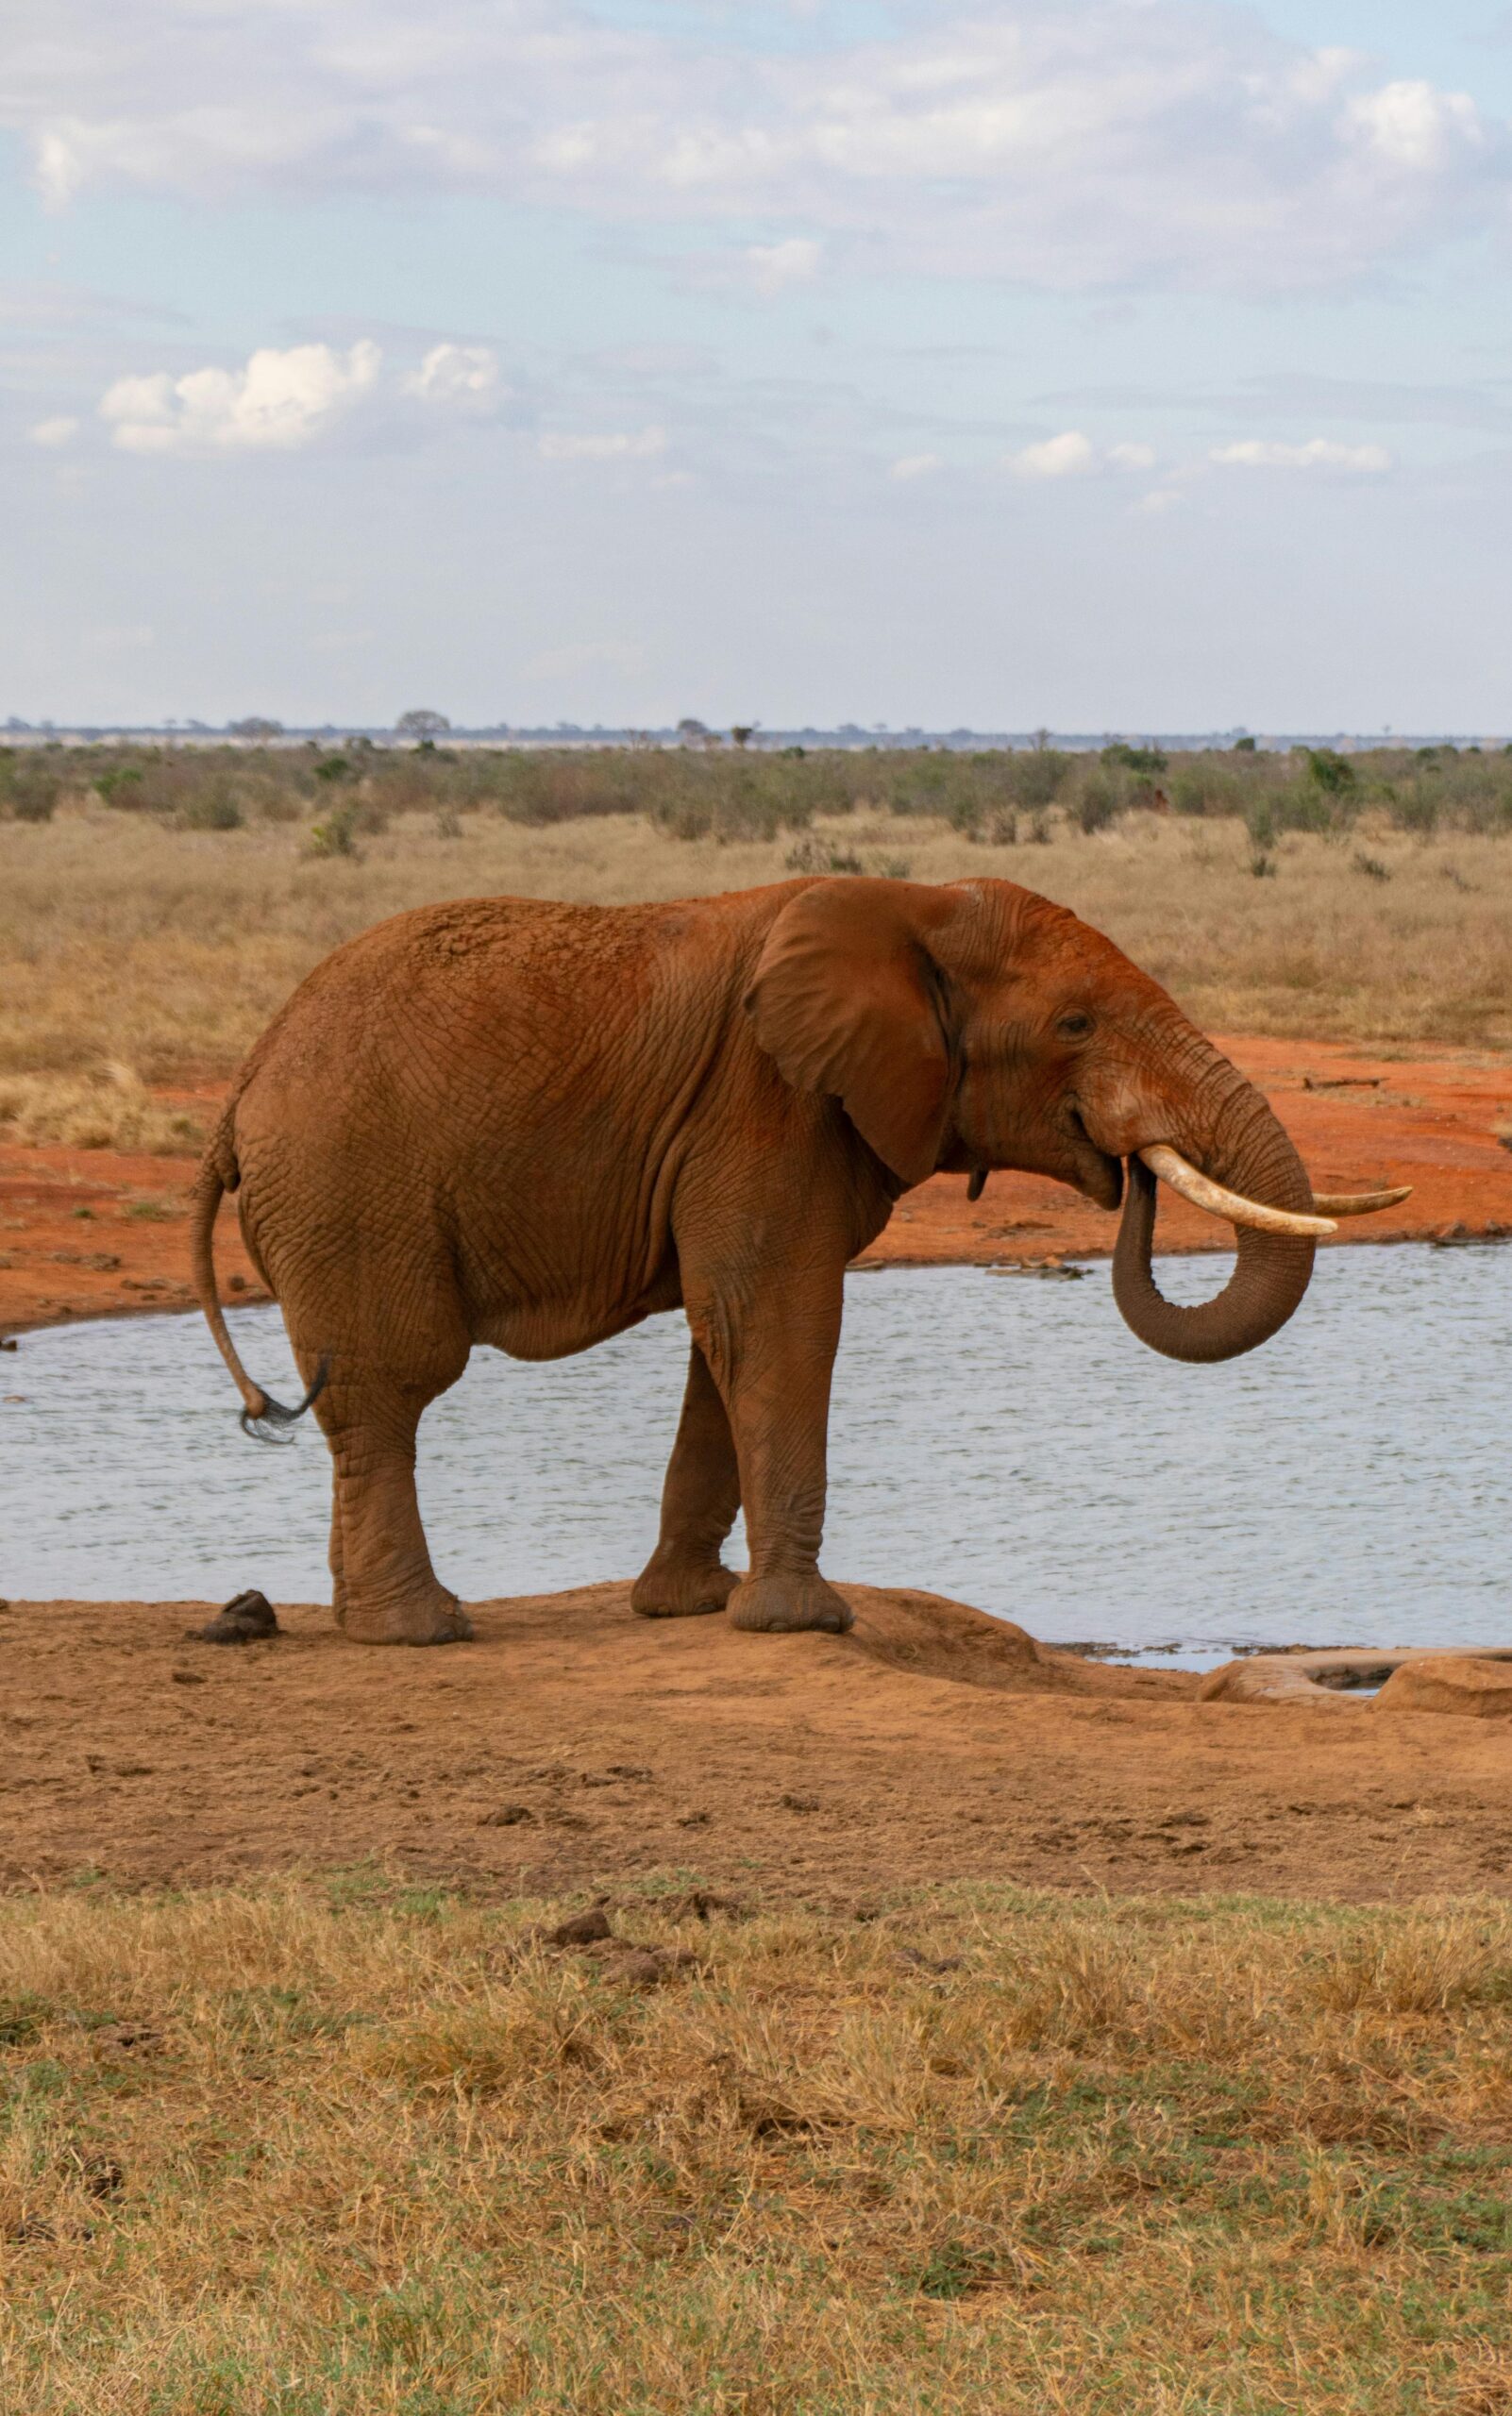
(1065, 1109, 1124, 1211)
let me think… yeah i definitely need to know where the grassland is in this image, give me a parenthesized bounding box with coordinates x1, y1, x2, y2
(0, 1877, 1507, 2414)
(3, 739, 1512, 1150)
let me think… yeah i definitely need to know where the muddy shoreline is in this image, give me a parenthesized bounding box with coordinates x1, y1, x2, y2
(4, 1033, 1511, 1339)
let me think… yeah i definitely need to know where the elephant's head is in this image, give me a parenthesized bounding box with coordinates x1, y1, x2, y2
(748, 874, 1403, 1364)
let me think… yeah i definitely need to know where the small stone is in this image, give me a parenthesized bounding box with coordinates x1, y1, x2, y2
(780, 1791, 821, 1813)
(479, 1803, 533, 1828)
(187, 1589, 279, 1645)
(542, 1907, 613, 1948)
(169, 1669, 205, 1686)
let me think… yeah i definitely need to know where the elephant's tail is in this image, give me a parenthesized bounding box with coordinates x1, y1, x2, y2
(191, 1125, 328, 1445)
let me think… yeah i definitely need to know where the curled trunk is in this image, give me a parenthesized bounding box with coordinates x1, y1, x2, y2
(1111, 1076, 1316, 1364)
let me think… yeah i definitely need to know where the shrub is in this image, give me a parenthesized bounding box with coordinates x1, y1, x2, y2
(1101, 741, 1168, 774)
(1305, 747, 1356, 796)
(1073, 771, 1121, 835)
(178, 789, 244, 832)
(308, 801, 361, 858)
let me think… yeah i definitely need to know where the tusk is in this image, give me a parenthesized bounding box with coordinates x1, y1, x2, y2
(1311, 1184, 1412, 1217)
(1138, 1144, 1336, 1238)
(967, 1166, 988, 1202)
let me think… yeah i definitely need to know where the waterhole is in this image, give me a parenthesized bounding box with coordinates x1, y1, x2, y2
(3, 1247, 1507, 1669)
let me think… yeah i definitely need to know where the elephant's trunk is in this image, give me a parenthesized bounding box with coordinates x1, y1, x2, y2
(1111, 1066, 1316, 1364)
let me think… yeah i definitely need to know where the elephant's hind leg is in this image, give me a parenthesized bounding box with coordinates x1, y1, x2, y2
(632, 1341, 742, 1618)
(305, 1339, 472, 1647)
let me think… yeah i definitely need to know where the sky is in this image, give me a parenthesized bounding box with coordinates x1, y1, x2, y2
(8, 0, 1512, 731)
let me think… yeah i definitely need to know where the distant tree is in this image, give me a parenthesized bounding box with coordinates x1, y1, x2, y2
(395, 708, 451, 738)
(677, 716, 708, 747)
(1233, 734, 1257, 752)
(731, 723, 758, 749)
(228, 715, 284, 740)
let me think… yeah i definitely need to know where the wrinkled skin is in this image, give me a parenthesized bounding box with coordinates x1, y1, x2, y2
(194, 877, 1315, 1645)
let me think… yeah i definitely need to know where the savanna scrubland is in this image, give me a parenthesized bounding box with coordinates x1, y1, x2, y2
(6, 741, 1512, 2411)
(3, 735, 1512, 1150)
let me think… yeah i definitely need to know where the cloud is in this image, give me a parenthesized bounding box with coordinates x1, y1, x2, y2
(98, 340, 380, 454)
(28, 414, 79, 447)
(1210, 438, 1393, 472)
(888, 451, 943, 479)
(536, 425, 667, 461)
(8, 2, 1511, 296)
(1007, 430, 1156, 478)
(1008, 429, 1097, 478)
(403, 342, 502, 408)
(745, 237, 822, 296)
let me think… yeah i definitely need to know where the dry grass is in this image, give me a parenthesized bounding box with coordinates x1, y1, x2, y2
(3, 802, 1511, 1155)
(0, 1876, 1508, 2412)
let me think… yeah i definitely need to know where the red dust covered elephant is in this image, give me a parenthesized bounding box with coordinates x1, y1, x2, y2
(192, 877, 1402, 1644)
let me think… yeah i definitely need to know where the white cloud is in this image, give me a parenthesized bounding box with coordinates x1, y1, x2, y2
(889, 451, 943, 479)
(403, 342, 502, 408)
(8, 3, 1511, 296)
(745, 237, 822, 296)
(537, 425, 667, 461)
(1008, 429, 1096, 478)
(28, 414, 78, 446)
(1007, 430, 1156, 478)
(98, 340, 380, 455)
(1210, 438, 1393, 472)
(1345, 79, 1484, 172)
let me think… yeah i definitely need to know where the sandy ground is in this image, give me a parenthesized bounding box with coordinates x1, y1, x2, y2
(2, 1036, 1510, 1339)
(0, 1584, 1507, 1906)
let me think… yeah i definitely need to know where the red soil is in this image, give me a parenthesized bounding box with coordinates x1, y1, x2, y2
(2, 1037, 1509, 1338)
(0, 1583, 1506, 1904)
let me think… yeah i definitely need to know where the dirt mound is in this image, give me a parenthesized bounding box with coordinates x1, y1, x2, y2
(1375, 1654, 1512, 1719)
(841, 1585, 1192, 1699)
(1, 1580, 1509, 1905)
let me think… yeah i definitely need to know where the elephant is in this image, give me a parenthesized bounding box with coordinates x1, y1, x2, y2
(191, 875, 1403, 1645)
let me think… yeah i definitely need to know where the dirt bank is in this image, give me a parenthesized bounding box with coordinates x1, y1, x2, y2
(2, 1036, 1509, 1337)
(1, 1585, 1507, 1905)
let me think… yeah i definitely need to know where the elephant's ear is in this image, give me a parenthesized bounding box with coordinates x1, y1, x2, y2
(746, 878, 959, 1186)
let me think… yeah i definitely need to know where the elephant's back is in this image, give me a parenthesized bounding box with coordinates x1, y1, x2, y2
(226, 888, 746, 1170)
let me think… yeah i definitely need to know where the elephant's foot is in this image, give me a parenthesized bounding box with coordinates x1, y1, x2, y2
(340, 1581, 473, 1647)
(728, 1573, 853, 1636)
(631, 1548, 740, 1620)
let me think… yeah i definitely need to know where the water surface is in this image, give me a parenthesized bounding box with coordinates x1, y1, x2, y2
(4, 1248, 1507, 1668)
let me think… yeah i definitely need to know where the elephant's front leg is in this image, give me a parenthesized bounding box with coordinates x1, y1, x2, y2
(693, 1272, 853, 1636)
(632, 1342, 742, 1619)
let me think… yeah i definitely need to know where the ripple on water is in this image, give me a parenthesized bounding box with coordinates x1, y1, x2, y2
(3, 1247, 1508, 1669)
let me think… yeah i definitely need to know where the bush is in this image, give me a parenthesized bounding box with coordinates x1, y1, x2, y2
(1101, 741, 1168, 775)
(178, 789, 244, 832)
(1073, 771, 1121, 835)
(1305, 747, 1356, 796)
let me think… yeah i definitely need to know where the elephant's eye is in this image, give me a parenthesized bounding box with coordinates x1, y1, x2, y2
(1056, 1010, 1095, 1041)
